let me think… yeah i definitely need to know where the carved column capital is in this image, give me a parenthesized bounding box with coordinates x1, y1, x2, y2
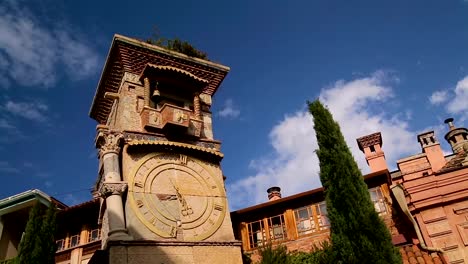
(96, 131, 124, 156)
(99, 182, 128, 198)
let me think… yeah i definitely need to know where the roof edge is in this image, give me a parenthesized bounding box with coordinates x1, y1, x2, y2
(114, 34, 230, 72)
(231, 169, 389, 215)
(89, 34, 118, 119)
(89, 34, 231, 122)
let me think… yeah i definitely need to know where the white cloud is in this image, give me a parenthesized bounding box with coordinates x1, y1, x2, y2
(228, 72, 419, 209)
(63, 194, 81, 206)
(0, 118, 15, 129)
(4, 100, 49, 122)
(23, 162, 33, 168)
(0, 161, 20, 174)
(431, 75, 468, 121)
(0, 116, 27, 143)
(0, 1, 99, 88)
(44, 181, 53, 188)
(447, 76, 468, 118)
(429, 90, 449, 105)
(218, 99, 241, 119)
(36, 172, 51, 178)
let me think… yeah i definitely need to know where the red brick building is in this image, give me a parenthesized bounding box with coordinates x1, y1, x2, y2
(1, 34, 467, 264)
(231, 119, 468, 264)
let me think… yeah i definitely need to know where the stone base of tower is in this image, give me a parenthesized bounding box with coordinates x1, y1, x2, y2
(89, 240, 243, 264)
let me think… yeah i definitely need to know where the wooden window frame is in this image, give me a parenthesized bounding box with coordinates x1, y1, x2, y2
(88, 228, 101, 242)
(293, 202, 330, 238)
(369, 187, 387, 215)
(56, 239, 65, 252)
(68, 234, 80, 248)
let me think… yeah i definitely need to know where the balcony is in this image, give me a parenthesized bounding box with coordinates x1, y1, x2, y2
(140, 104, 202, 137)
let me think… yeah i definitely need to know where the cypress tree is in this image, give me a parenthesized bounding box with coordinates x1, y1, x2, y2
(308, 100, 401, 264)
(33, 204, 57, 264)
(17, 202, 57, 264)
(17, 202, 43, 264)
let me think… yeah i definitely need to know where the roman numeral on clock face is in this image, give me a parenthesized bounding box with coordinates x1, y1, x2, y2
(134, 181, 143, 188)
(179, 154, 187, 165)
(136, 199, 144, 208)
(214, 204, 224, 211)
(170, 226, 176, 237)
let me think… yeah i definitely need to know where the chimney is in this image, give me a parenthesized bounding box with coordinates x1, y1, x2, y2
(267, 187, 281, 201)
(356, 132, 388, 172)
(417, 131, 445, 172)
(444, 118, 468, 154)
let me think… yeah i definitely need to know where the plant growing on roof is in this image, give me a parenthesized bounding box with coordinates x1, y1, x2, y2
(146, 27, 208, 60)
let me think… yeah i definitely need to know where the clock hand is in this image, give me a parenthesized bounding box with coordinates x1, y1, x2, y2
(170, 179, 193, 216)
(156, 193, 179, 219)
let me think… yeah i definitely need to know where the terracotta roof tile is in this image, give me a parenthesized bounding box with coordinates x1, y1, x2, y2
(60, 198, 99, 212)
(437, 151, 468, 174)
(398, 244, 446, 264)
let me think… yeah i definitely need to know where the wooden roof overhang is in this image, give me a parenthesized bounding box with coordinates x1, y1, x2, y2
(89, 34, 230, 124)
(127, 139, 224, 159)
(230, 169, 390, 221)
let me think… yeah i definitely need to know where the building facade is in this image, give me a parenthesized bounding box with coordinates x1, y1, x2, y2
(87, 35, 243, 264)
(1, 34, 468, 264)
(0, 190, 67, 261)
(231, 120, 468, 264)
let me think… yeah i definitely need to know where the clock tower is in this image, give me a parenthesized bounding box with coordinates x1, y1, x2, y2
(89, 34, 243, 264)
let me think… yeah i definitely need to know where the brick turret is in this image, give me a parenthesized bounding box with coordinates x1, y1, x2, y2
(357, 132, 387, 172)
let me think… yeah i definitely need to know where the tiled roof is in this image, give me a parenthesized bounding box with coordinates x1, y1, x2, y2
(89, 34, 230, 124)
(127, 140, 224, 158)
(60, 198, 99, 212)
(437, 151, 468, 174)
(399, 244, 445, 264)
(140, 64, 210, 84)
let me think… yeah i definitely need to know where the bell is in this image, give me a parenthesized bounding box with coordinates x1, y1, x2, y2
(151, 89, 160, 99)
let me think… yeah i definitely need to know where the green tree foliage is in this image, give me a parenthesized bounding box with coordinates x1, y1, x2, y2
(258, 244, 289, 264)
(256, 241, 333, 264)
(308, 100, 401, 264)
(146, 28, 208, 60)
(242, 251, 253, 264)
(17, 202, 57, 264)
(288, 241, 334, 264)
(17, 202, 43, 264)
(0, 257, 17, 264)
(33, 205, 57, 264)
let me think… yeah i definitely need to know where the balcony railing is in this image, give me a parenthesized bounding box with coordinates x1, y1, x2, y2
(140, 104, 202, 137)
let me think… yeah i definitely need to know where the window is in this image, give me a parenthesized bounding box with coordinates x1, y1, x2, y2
(369, 187, 387, 214)
(246, 214, 288, 249)
(294, 206, 316, 236)
(267, 215, 287, 242)
(247, 220, 265, 248)
(293, 202, 330, 237)
(88, 228, 101, 242)
(56, 239, 65, 251)
(68, 234, 80, 248)
(317, 202, 330, 230)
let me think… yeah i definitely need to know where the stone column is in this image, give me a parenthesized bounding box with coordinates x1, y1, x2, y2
(193, 93, 201, 120)
(143, 77, 150, 107)
(96, 132, 131, 241)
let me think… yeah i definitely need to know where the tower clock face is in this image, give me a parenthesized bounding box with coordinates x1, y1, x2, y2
(128, 153, 226, 241)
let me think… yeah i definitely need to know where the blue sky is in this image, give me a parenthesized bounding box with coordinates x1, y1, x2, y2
(0, 0, 467, 209)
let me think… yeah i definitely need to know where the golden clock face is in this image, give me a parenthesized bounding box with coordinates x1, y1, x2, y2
(128, 153, 226, 241)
